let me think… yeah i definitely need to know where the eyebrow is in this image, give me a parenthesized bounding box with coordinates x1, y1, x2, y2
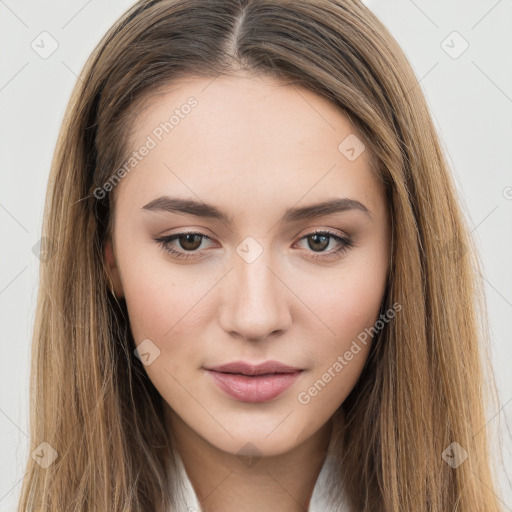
(141, 196, 372, 224)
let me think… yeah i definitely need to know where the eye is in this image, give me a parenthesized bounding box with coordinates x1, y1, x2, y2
(154, 231, 215, 260)
(294, 230, 353, 260)
(154, 229, 353, 261)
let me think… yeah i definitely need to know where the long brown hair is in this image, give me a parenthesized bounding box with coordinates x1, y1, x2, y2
(18, 1, 503, 510)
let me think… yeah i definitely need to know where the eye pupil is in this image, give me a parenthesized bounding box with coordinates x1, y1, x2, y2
(308, 234, 330, 252)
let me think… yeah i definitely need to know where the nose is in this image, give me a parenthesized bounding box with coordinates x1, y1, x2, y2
(218, 244, 292, 342)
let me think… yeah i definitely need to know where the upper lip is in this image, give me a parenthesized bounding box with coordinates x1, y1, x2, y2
(205, 360, 303, 376)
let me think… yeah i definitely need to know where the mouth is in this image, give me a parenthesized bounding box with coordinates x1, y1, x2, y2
(204, 361, 304, 403)
(205, 360, 303, 376)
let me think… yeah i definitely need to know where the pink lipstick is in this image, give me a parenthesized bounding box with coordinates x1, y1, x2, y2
(205, 360, 303, 403)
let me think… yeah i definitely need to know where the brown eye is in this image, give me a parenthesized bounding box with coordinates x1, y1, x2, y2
(306, 233, 330, 252)
(155, 229, 353, 262)
(295, 230, 354, 260)
(154, 231, 214, 260)
(178, 233, 203, 251)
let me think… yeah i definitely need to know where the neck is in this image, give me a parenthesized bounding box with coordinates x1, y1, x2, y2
(165, 406, 335, 512)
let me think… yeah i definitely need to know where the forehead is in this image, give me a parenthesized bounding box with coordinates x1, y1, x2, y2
(114, 74, 383, 216)
(128, 73, 358, 150)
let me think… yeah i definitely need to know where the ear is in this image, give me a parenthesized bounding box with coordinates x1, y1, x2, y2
(104, 239, 125, 298)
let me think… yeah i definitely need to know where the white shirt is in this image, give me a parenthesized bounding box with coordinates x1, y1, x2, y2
(168, 417, 352, 512)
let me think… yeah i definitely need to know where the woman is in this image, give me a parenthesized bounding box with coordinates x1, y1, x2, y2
(18, 1, 502, 511)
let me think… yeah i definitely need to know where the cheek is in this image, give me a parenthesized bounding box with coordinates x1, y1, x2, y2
(295, 269, 385, 410)
(119, 260, 213, 408)
(294, 249, 388, 412)
(117, 245, 213, 356)
(306, 258, 387, 357)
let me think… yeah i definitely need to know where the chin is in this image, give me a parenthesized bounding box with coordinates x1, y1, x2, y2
(198, 417, 312, 459)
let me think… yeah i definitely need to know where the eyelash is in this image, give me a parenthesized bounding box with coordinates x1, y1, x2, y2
(154, 229, 354, 261)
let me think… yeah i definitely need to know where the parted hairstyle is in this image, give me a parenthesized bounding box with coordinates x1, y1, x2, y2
(18, 1, 503, 511)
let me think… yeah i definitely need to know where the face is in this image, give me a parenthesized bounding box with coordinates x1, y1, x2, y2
(105, 73, 390, 457)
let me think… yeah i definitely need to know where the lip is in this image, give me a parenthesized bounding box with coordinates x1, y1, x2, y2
(206, 360, 302, 376)
(204, 360, 304, 403)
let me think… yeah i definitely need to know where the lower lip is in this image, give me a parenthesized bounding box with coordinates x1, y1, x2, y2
(206, 370, 303, 403)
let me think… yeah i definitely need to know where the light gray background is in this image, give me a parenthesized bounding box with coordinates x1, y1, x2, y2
(1, 1, 511, 510)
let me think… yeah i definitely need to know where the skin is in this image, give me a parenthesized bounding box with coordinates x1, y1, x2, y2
(105, 73, 390, 511)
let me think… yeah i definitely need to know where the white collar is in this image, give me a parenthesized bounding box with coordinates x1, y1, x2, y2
(168, 415, 351, 511)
